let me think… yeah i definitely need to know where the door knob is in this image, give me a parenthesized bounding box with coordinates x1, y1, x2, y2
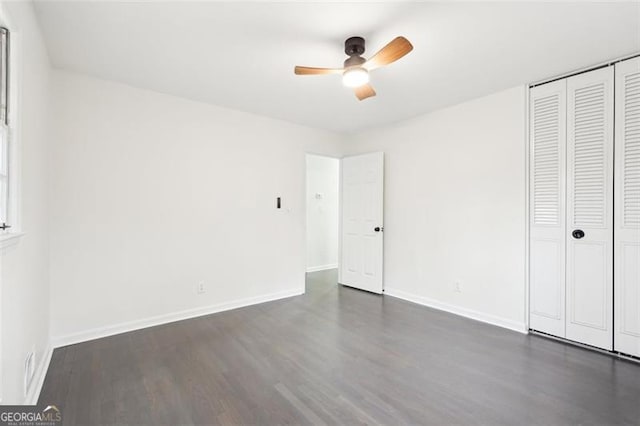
(374, 227, 383, 232)
(572, 229, 585, 239)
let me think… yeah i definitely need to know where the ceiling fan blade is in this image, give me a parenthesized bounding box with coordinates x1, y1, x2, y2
(354, 84, 376, 101)
(365, 36, 413, 70)
(294, 66, 344, 75)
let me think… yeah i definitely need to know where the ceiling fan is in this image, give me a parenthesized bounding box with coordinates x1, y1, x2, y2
(294, 36, 413, 101)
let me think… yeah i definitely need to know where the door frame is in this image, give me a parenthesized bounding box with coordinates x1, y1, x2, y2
(303, 152, 342, 292)
(524, 84, 531, 332)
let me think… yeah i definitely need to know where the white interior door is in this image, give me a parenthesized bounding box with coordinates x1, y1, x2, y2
(339, 152, 384, 294)
(614, 57, 640, 357)
(529, 79, 567, 338)
(565, 66, 614, 350)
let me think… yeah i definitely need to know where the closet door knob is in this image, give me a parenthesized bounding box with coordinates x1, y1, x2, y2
(572, 229, 585, 239)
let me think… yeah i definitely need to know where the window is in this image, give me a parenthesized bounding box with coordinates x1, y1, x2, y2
(0, 27, 10, 232)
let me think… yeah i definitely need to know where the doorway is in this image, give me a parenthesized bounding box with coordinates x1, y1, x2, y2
(305, 154, 340, 292)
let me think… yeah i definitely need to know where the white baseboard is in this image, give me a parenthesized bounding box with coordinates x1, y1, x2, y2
(51, 288, 303, 349)
(306, 263, 338, 273)
(24, 344, 53, 405)
(384, 287, 528, 334)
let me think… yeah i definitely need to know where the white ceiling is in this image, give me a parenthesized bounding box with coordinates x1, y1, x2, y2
(34, 1, 640, 133)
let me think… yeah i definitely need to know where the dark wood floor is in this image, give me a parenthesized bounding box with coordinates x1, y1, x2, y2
(40, 269, 640, 425)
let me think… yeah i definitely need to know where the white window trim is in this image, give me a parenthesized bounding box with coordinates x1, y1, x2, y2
(0, 8, 23, 251)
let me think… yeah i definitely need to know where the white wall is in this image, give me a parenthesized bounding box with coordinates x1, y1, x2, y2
(343, 86, 527, 332)
(49, 76, 528, 344)
(0, 1, 51, 404)
(305, 154, 339, 272)
(49, 71, 343, 344)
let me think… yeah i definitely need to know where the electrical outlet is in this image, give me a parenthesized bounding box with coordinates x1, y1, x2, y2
(24, 351, 35, 397)
(454, 281, 462, 293)
(197, 281, 206, 294)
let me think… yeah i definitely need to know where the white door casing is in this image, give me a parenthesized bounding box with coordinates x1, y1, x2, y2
(529, 79, 567, 338)
(565, 66, 614, 351)
(339, 152, 384, 294)
(614, 57, 640, 357)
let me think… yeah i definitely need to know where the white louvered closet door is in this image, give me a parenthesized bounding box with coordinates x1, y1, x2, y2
(614, 57, 640, 357)
(529, 79, 567, 338)
(565, 67, 614, 350)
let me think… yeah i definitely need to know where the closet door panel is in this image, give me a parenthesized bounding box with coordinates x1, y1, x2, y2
(614, 57, 640, 357)
(565, 66, 614, 350)
(529, 80, 567, 337)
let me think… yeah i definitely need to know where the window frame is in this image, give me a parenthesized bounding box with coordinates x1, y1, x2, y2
(0, 11, 23, 249)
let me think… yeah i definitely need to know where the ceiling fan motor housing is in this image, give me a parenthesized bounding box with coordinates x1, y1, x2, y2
(344, 55, 366, 68)
(344, 36, 365, 56)
(344, 36, 366, 68)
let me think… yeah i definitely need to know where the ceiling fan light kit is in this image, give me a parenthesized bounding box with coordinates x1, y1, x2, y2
(342, 67, 369, 88)
(294, 35, 413, 101)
